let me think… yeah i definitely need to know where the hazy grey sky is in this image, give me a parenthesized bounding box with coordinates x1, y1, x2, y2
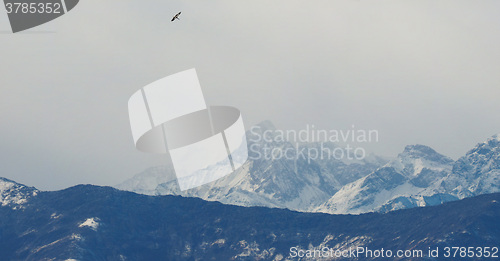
(1, 0, 499, 190)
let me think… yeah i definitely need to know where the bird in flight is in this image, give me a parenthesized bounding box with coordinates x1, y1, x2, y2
(171, 12, 181, 22)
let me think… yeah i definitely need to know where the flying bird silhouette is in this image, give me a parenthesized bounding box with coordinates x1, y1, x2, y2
(171, 12, 181, 22)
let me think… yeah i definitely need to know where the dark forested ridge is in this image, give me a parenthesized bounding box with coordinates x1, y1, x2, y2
(0, 181, 498, 260)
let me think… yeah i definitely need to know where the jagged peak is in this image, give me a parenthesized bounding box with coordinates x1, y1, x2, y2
(477, 133, 500, 146)
(0, 177, 38, 209)
(0, 177, 36, 191)
(463, 133, 500, 157)
(399, 144, 453, 163)
(487, 133, 500, 143)
(403, 144, 437, 155)
(0, 177, 22, 185)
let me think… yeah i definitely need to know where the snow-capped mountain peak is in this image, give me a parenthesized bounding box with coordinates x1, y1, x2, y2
(400, 145, 454, 164)
(445, 133, 500, 198)
(390, 145, 454, 176)
(0, 177, 38, 209)
(316, 144, 454, 214)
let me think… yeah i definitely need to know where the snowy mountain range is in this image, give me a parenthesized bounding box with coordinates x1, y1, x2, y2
(116, 121, 500, 215)
(117, 121, 387, 212)
(0, 132, 498, 259)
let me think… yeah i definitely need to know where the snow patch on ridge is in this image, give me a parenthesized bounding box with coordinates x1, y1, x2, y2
(79, 218, 100, 231)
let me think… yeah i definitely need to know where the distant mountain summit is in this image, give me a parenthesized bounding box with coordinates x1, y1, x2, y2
(443, 133, 500, 198)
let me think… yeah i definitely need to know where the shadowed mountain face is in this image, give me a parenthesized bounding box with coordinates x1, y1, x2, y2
(0, 178, 499, 261)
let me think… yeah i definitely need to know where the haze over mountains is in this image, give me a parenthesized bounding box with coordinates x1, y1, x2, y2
(117, 122, 500, 214)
